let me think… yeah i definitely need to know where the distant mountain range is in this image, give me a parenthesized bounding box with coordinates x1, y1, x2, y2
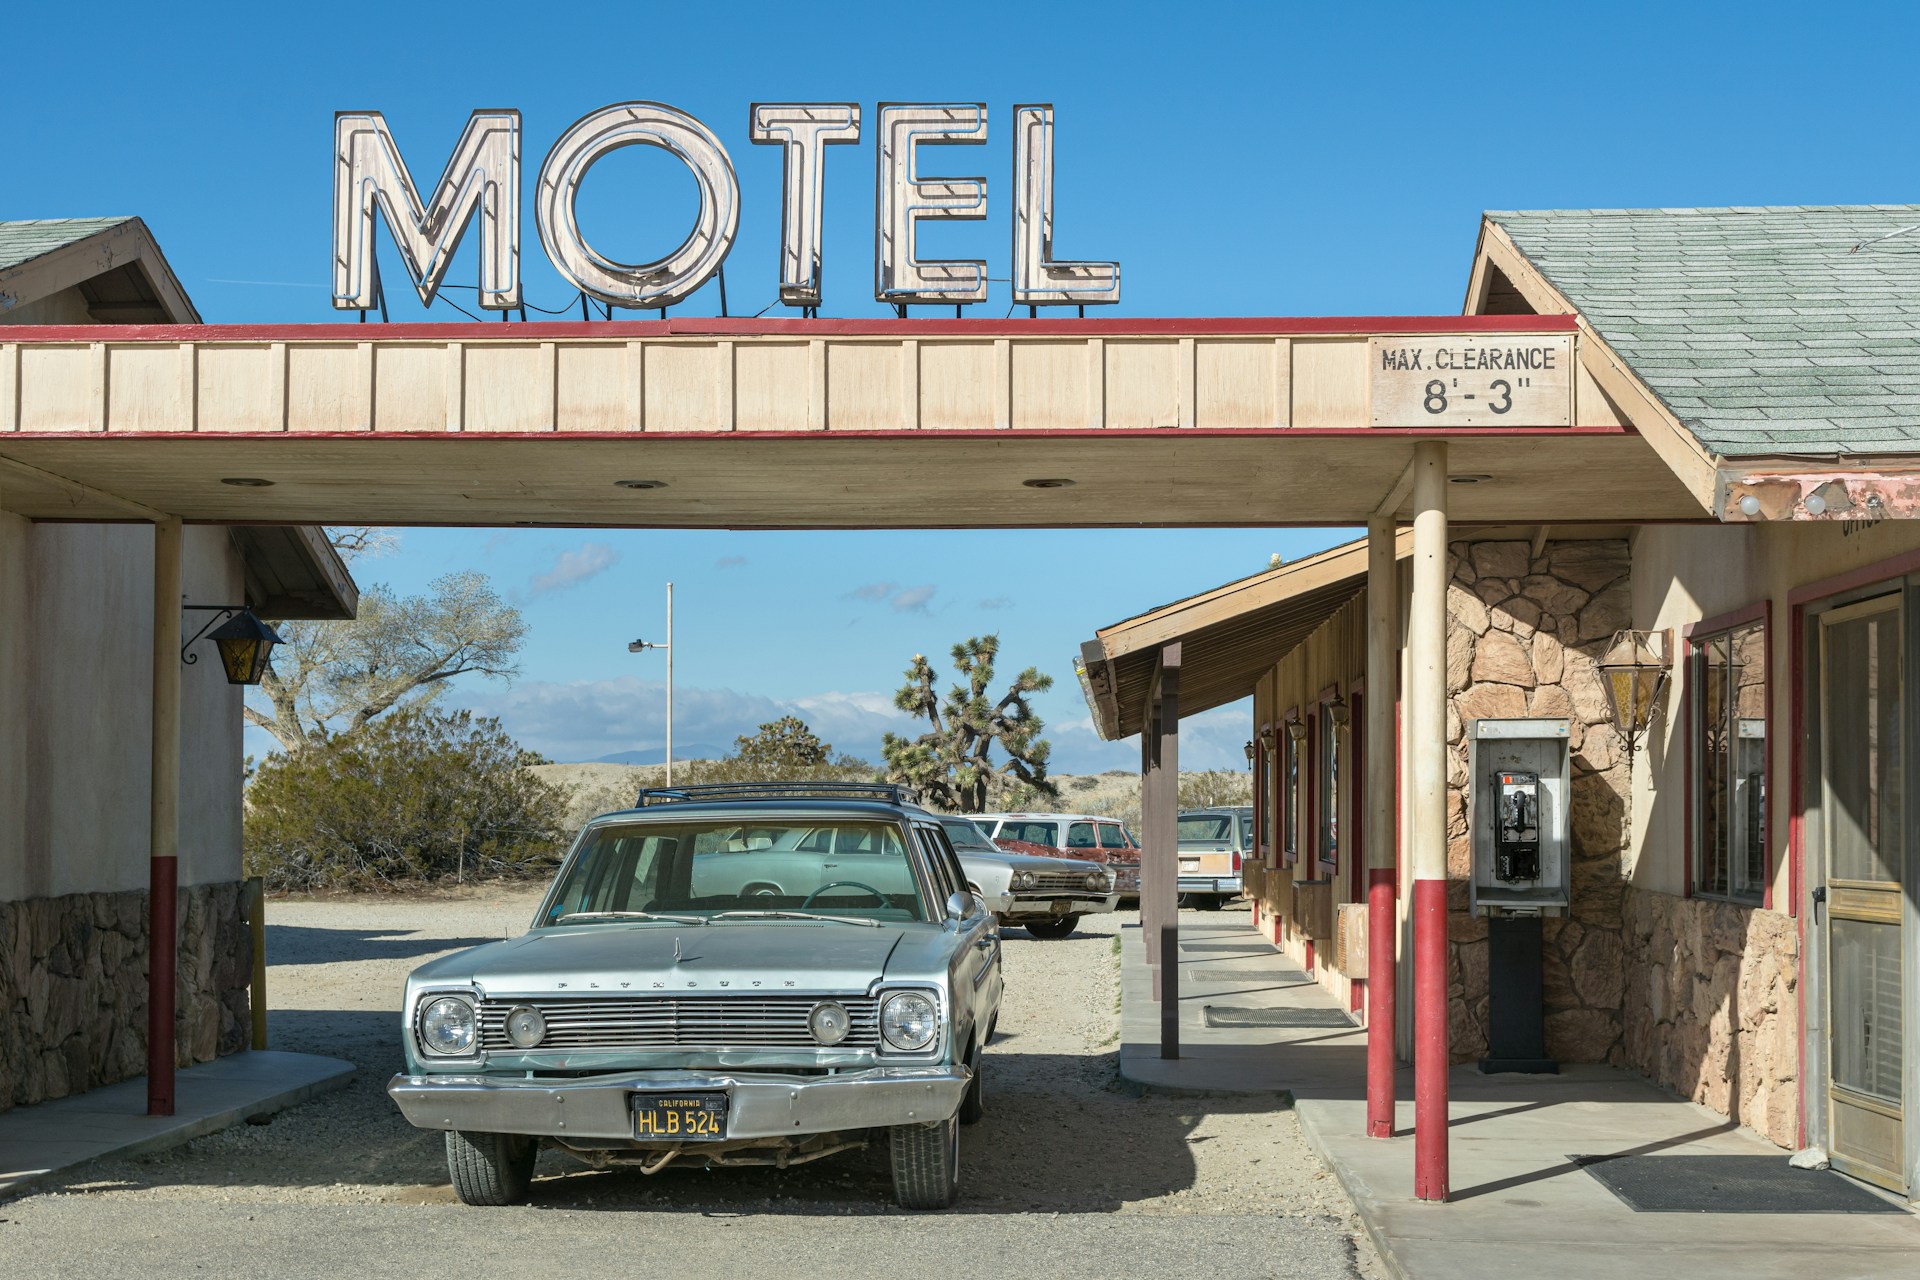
(589, 746, 728, 766)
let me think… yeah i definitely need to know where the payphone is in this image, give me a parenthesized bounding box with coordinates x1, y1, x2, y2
(1467, 718, 1571, 1074)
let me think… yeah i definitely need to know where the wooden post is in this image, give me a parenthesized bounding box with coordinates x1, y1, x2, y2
(1141, 644, 1181, 1057)
(249, 875, 268, 1051)
(1409, 443, 1449, 1200)
(1365, 516, 1400, 1139)
(148, 517, 182, 1116)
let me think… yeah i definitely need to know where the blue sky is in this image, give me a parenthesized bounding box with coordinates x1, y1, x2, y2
(8, 2, 1918, 770)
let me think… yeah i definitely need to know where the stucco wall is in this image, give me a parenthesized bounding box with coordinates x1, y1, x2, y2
(0, 519, 244, 901)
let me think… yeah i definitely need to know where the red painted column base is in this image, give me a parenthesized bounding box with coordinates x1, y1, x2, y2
(1366, 867, 1397, 1139)
(148, 854, 177, 1116)
(1412, 877, 1448, 1199)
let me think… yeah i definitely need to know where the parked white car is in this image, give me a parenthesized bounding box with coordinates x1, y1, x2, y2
(937, 816, 1118, 939)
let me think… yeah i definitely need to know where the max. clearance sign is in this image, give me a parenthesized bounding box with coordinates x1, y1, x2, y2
(332, 102, 1119, 315)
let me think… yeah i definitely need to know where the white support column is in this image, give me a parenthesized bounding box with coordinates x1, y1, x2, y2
(1365, 515, 1399, 1138)
(1409, 442, 1449, 1200)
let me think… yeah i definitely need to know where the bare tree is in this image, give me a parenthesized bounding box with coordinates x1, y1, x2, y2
(326, 526, 400, 561)
(247, 571, 526, 756)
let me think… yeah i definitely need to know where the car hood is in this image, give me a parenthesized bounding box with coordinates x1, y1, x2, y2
(959, 849, 1100, 875)
(409, 921, 909, 995)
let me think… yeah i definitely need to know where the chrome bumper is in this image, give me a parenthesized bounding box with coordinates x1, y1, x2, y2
(389, 1065, 970, 1143)
(1005, 892, 1120, 918)
(1178, 875, 1243, 896)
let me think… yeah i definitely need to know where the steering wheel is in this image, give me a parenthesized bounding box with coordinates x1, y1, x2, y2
(801, 880, 885, 908)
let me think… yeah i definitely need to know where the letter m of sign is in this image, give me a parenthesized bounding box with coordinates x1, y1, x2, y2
(333, 110, 521, 311)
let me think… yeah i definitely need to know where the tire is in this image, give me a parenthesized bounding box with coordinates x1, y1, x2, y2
(889, 1111, 960, 1208)
(958, 1046, 986, 1125)
(445, 1130, 537, 1206)
(1025, 915, 1079, 939)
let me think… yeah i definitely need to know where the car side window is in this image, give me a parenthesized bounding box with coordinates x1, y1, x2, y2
(928, 826, 972, 898)
(1066, 822, 1096, 848)
(915, 828, 957, 902)
(1098, 823, 1127, 849)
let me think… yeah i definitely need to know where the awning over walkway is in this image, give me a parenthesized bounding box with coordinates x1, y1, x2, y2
(1077, 531, 1407, 739)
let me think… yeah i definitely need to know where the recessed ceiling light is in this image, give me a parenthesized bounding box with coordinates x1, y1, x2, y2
(614, 479, 668, 490)
(219, 477, 274, 487)
(1022, 478, 1076, 489)
(1448, 474, 1494, 485)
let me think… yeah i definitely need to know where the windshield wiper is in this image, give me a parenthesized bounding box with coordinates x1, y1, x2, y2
(709, 910, 882, 928)
(554, 910, 708, 925)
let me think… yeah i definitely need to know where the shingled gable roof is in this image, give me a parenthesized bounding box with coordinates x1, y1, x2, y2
(0, 216, 199, 323)
(1483, 206, 1920, 463)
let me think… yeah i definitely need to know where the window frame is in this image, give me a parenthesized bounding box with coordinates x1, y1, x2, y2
(1684, 601, 1772, 907)
(1281, 708, 1303, 866)
(1317, 684, 1342, 876)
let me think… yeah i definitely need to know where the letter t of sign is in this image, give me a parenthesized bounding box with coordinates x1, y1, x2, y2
(749, 104, 861, 309)
(1012, 105, 1119, 306)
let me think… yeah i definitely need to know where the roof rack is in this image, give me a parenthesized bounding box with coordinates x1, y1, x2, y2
(635, 781, 921, 807)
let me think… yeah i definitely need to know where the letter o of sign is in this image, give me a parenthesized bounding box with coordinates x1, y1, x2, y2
(536, 101, 740, 309)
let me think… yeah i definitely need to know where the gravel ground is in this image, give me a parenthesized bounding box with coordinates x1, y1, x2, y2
(4, 888, 1380, 1276)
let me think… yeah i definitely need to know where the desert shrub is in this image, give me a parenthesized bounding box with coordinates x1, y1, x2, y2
(1178, 770, 1254, 809)
(245, 708, 568, 891)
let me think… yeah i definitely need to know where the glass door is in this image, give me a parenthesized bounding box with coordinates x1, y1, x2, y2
(1819, 594, 1906, 1192)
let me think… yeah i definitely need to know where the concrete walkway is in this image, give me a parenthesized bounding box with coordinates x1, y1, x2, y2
(0, 1050, 353, 1200)
(1118, 916, 1920, 1280)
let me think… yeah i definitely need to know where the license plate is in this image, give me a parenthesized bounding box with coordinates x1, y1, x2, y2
(1180, 859, 1200, 872)
(631, 1092, 728, 1141)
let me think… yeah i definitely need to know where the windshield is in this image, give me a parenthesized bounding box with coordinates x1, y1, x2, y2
(541, 820, 928, 924)
(939, 817, 1001, 854)
(1178, 814, 1236, 844)
(996, 820, 1059, 846)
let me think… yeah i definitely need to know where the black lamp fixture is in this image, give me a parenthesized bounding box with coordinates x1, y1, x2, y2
(1244, 740, 1256, 767)
(182, 605, 283, 685)
(1597, 627, 1672, 761)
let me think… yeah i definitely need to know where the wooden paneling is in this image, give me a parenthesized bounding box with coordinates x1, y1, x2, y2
(373, 344, 448, 433)
(556, 342, 630, 433)
(1292, 338, 1368, 429)
(825, 341, 904, 431)
(464, 343, 553, 433)
(198, 344, 284, 433)
(18, 345, 97, 432)
(106, 343, 185, 432)
(1104, 340, 1183, 429)
(644, 342, 730, 433)
(916, 341, 996, 431)
(287, 344, 369, 433)
(1197, 339, 1286, 429)
(1010, 341, 1089, 430)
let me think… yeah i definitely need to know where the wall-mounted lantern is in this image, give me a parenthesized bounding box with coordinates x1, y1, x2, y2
(1285, 720, 1307, 743)
(1324, 694, 1351, 729)
(183, 605, 283, 686)
(1597, 628, 1672, 757)
(1244, 740, 1256, 767)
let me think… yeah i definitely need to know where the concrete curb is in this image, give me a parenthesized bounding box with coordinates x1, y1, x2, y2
(0, 1050, 355, 1202)
(1290, 1097, 1411, 1280)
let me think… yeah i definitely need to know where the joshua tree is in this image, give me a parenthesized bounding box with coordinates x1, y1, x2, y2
(883, 635, 1058, 813)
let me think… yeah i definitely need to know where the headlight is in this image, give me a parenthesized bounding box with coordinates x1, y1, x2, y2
(1012, 870, 1035, 890)
(504, 1004, 546, 1049)
(880, 991, 938, 1052)
(419, 995, 476, 1056)
(1084, 870, 1105, 890)
(809, 1000, 851, 1046)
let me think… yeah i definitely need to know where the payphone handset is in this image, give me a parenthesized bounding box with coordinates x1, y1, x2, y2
(1492, 770, 1541, 883)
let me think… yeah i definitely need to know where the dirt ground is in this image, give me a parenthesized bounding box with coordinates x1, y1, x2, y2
(26, 887, 1377, 1269)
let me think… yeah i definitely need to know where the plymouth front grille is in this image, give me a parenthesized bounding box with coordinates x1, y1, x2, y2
(477, 995, 881, 1052)
(1031, 870, 1104, 894)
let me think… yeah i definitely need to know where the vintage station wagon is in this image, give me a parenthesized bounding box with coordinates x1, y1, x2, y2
(388, 783, 1003, 1209)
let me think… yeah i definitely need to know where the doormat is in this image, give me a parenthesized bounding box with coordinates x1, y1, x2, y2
(1186, 968, 1311, 981)
(1180, 941, 1284, 953)
(1571, 1154, 1904, 1214)
(1202, 1005, 1355, 1028)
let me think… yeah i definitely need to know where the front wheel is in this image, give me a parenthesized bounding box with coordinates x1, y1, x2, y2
(1025, 915, 1079, 939)
(445, 1130, 537, 1206)
(889, 1111, 960, 1208)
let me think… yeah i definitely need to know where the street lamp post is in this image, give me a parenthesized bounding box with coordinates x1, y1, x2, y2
(628, 582, 674, 787)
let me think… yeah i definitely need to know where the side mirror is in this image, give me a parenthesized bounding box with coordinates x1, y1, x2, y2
(945, 890, 977, 920)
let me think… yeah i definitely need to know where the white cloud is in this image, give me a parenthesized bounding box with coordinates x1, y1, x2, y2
(715, 555, 747, 570)
(850, 582, 895, 602)
(461, 676, 918, 764)
(848, 581, 937, 613)
(529, 542, 619, 597)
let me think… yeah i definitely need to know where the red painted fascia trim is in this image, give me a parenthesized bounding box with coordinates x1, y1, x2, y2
(1786, 547, 1920, 606)
(0, 424, 1639, 444)
(0, 313, 1581, 344)
(1789, 600, 1807, 1148)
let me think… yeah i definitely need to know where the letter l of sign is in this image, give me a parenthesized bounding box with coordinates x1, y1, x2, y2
(750, 104, 861, 308)
(1011, 104, 1118, 306)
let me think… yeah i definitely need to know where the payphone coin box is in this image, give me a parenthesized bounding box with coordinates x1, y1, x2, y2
(1468, 718, 1571, 916)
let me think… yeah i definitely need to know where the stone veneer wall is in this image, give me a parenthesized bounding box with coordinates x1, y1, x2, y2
(0, 881, 252, 1112)
(1444, 539, 1635, 1066)
(1620, 885, 1800, 1147)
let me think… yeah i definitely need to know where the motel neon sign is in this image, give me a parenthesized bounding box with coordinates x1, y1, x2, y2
(332, 102, 1120, 314)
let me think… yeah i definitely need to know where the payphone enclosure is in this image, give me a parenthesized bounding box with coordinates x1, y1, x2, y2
(1467, 718, 1572, 918)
